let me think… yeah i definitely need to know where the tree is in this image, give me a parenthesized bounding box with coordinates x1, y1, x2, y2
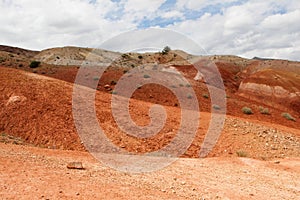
(29, 60, 41, 68)
(162, 46, 171, 55)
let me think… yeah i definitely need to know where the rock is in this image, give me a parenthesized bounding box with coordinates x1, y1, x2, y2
(67, 162, 84, 170)
(6, 95, 27, 106)
(104, 84, 112, 91)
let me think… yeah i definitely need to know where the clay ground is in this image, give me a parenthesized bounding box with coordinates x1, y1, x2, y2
(0, 143, 299, 200)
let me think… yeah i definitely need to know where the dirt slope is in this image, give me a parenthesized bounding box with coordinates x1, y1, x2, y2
(0, 67, 299, 160)
(1, 45, 299, 116)
(0, 45, 39, 58)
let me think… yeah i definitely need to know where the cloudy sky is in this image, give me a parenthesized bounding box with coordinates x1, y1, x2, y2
(1, 0, 300, 61)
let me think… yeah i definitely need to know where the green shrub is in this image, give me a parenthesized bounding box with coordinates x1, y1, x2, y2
(202, 94, 209, 99)
(30, 60, 41, 68)
(93, 76, 100, 81)
(282, 113, 296, 121)
(0, 57, 5, 63)
(236, 150, 248, 157)
(259, 106, 270, 115)
(143, 74, 151, 79)
(162, 46, 171, 55)
(111, 90, 118, 95)
(213, 104, 221, 110)
(110, 80, 117, 85)
(242, 107, 253, 115)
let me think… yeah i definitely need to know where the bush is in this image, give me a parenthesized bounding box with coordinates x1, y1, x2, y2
(259, 106, 270, 115)
(236, 150, 248, 157)
(213, 104, 221, 110)
(110, 80, 117, 85)
(282, 113, 296, 121)
(93, 76, 100, 81)
(111, 90, 118, 95)
(30, 61, 41, 68)
(143, 74, 151, 79)
(162, 46, 171, 55)
(242, 107, 253, 115)
(202, 94, 209, 99)
(138, 55, 143, 59)
(187, 94, 192, 99)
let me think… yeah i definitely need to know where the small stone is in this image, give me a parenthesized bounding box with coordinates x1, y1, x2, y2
(67, 162, 84, 170)
(274, 161, 280, 164)
(181, 181, 186, 185)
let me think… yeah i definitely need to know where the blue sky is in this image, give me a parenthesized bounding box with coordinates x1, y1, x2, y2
(0, 0, 300, 61)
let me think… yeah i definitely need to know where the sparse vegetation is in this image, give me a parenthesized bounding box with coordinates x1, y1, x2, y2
(162, 46, 171, 55)
(213, 104, 221, 110)
(138, 55, 143, 59)
(110, 80, 117, 85)
(143, 74, 151, 79)
(185, 84, 191, 88)
(282, 113, 296, 121)
(29, 60, 41, 68)
(236, 150, 248, 157)
(259, 106, 270, 115)
(202, 94, 209, 99)
(93, 76, 100, 81)
(187, 94, 193, 99)
(0, 57, 5, 63)
(242, 107, 253, 115)
(111, 90, 118, 95)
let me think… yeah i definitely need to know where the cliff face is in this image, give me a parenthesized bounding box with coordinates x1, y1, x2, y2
(237, 69, 300, 112)
(239, 82, 300, 99)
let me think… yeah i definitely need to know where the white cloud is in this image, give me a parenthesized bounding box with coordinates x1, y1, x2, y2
(161, 11, 184, 19)
(175, 0, 237, 11)
(167, 0, 300, 61)
(0, 0, 300, 61)
(0, 0, 136, 50)
(121, 0, 166, 22)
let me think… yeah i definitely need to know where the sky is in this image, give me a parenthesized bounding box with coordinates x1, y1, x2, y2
(1, 0, 300, 61)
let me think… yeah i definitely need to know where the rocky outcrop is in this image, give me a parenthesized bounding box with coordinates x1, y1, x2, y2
(239, 82, 300, 99)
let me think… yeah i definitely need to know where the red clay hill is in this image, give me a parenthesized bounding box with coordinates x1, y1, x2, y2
(0, 45, 299, 160)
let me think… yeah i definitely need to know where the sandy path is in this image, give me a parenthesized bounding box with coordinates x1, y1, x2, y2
(0, 143, 299, 200)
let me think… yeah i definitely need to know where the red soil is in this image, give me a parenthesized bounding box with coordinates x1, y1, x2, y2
(0, 67, 299, 160)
